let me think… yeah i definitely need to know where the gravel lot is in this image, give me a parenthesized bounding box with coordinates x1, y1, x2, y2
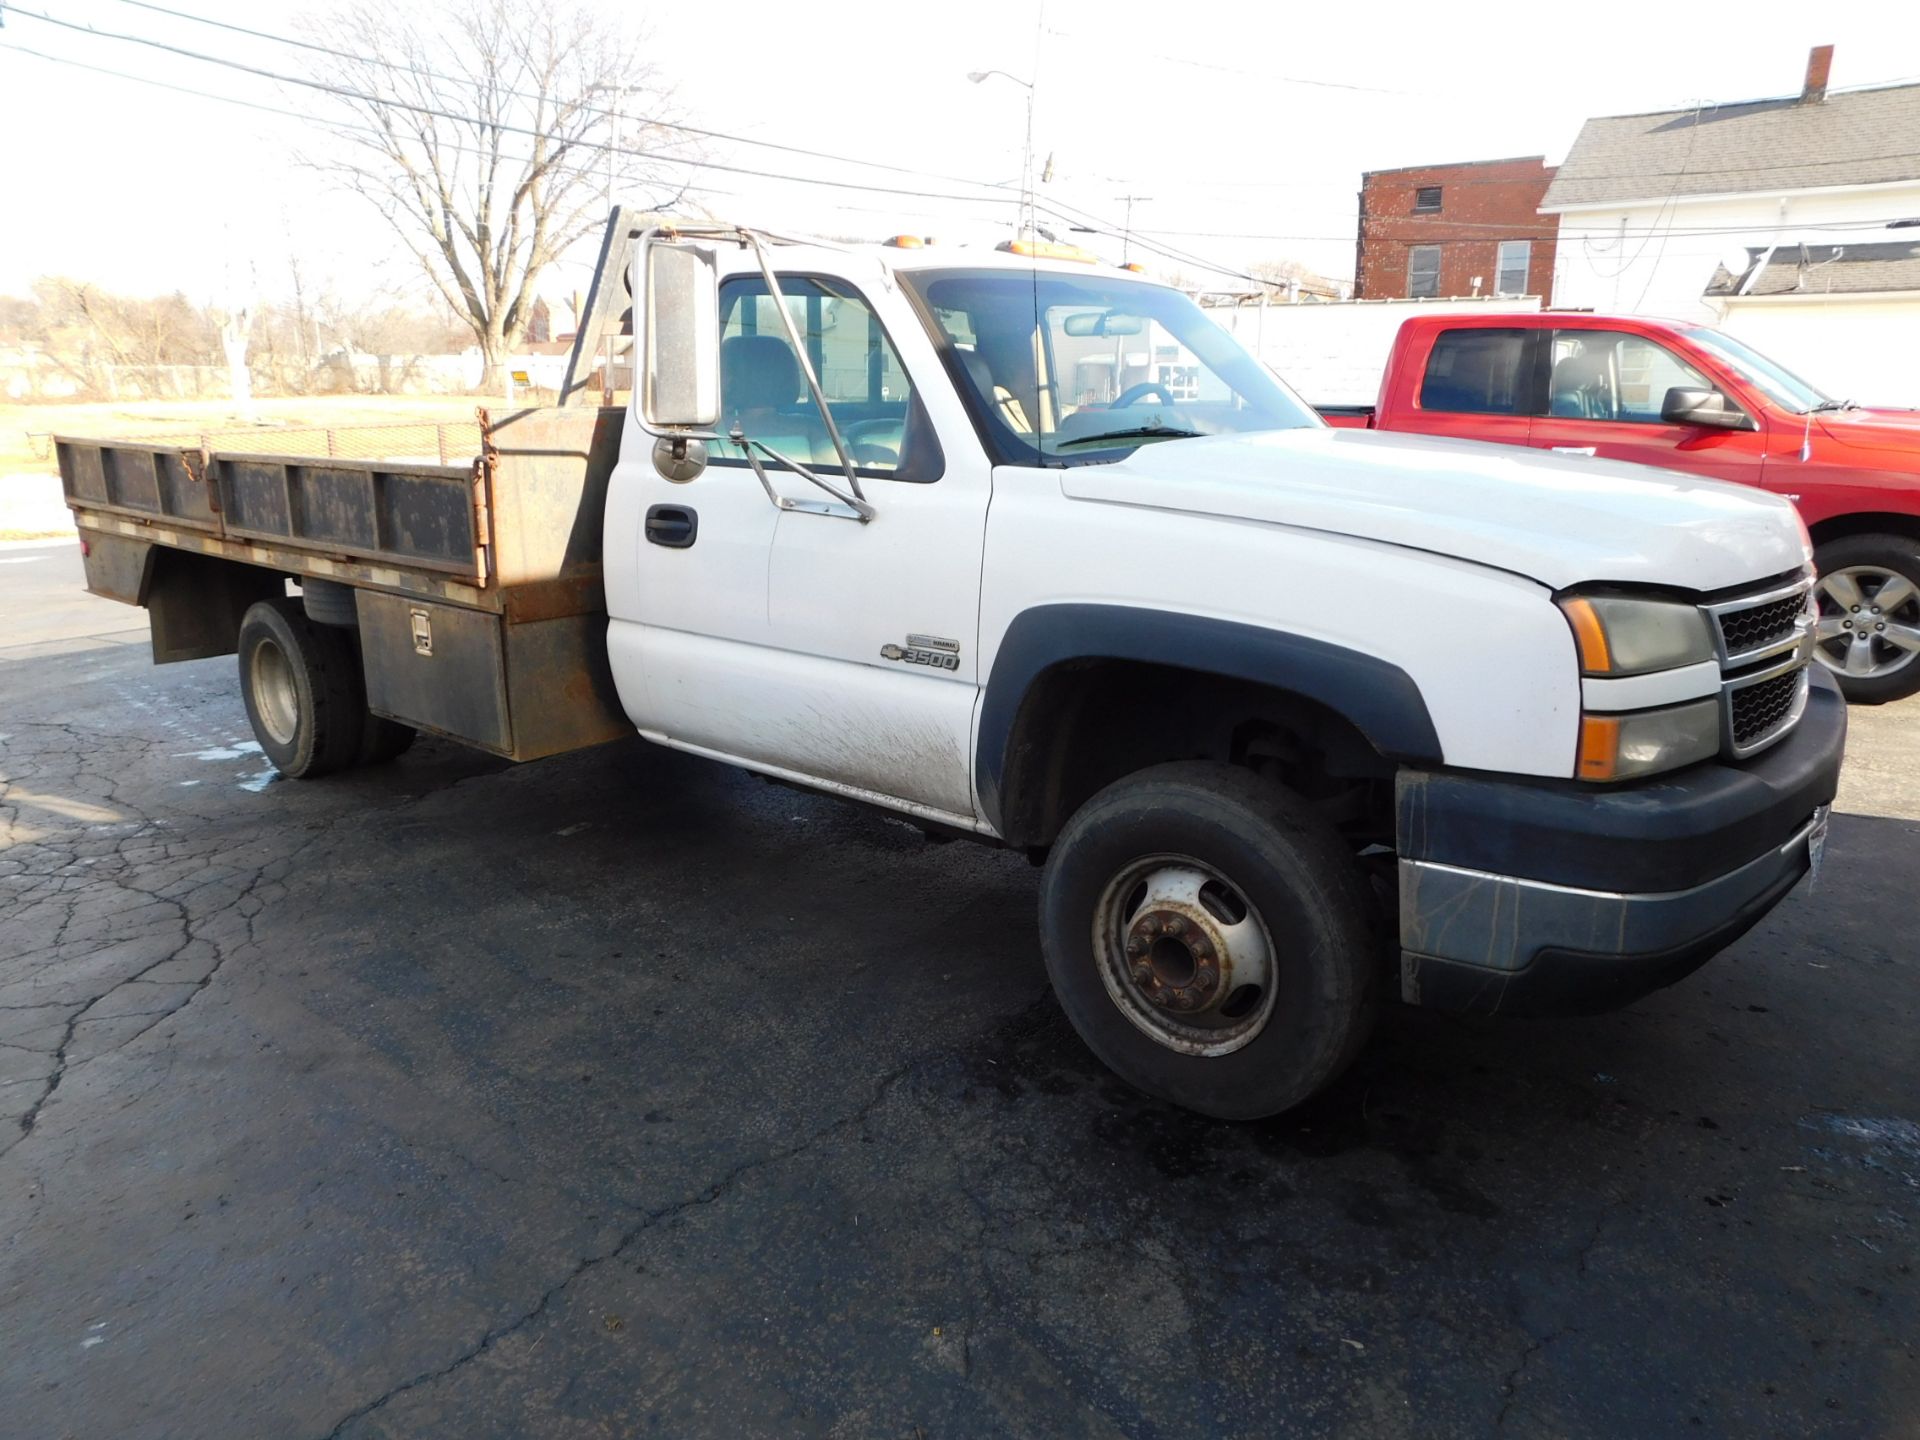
(2, 542, 1915, 1438)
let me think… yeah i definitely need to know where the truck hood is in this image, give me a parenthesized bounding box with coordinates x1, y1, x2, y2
(1815, 406, 1920, 459)
(1059, 427, 1808, 592)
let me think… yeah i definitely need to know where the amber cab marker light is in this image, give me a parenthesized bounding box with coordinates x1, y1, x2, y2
(1577, 715, 1620, 781)
(1562, 597, 1613, 674)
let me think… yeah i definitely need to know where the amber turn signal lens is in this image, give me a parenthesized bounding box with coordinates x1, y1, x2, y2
(1577, 714, 1621, 780)
(1562, 597, 1613, 674)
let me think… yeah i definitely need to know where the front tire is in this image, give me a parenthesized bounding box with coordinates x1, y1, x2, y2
(1038, 762, 1380, 1121)
(1813, 534, 1920, 704)
(236, 598, 368, 778)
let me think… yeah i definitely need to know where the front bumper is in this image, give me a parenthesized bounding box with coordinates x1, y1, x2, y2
(1396, 668, 1846, 1017)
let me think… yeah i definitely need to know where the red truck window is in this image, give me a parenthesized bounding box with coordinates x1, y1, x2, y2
(1419, 329, 1531, 415)
(1548, 332, 1712, 423)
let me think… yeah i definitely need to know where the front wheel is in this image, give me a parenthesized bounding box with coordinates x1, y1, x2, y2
(1813, 535, 1920, 704)
(1038, 762, 1380, 1120)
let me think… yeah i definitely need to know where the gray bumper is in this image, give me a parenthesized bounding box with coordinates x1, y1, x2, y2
(1399, 806, 1828, 1016)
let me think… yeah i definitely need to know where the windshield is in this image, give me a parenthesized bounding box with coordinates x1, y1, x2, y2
(900, 268, 1320, 465)
(1682, 327, 1830, 413)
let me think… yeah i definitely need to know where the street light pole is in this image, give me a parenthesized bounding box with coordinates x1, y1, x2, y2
(968, 69, 1036, 239)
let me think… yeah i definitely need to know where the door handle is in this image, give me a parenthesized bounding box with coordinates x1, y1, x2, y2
(1551, 446, 1597, 457)
(644, 504, 697, 548)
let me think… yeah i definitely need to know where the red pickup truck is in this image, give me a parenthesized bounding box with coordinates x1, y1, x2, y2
(1320, 313, 1920, 702)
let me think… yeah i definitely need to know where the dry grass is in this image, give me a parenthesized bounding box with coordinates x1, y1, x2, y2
(0, 394, 503, 476)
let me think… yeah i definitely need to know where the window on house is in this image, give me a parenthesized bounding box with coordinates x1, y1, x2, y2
(1407, 245, 1442, 298)
(1419, 328, 1530, 414)
(1413, 185, 1442, 212)
(1496, 241, 1532, 295)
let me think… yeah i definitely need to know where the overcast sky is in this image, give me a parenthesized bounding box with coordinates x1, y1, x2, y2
(1, 0, 1915, 309)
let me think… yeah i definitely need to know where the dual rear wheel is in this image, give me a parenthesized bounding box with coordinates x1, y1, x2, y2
(237, 598, 415, 779)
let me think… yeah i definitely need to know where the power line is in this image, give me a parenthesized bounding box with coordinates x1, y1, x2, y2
(4, 7, 1031, 207)
(95, 0, 1036, 198)
(1, 9, 1279, 286)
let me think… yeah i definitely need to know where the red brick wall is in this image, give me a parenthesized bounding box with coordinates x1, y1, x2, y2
(1354, 156, 1559, 299)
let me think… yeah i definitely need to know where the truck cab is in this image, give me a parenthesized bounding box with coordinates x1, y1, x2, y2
(1344, 311, 1920, 702)
(613, 226, 1844, 1116)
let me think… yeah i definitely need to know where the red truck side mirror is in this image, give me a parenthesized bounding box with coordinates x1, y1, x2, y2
(1661, 386, 1756, 431)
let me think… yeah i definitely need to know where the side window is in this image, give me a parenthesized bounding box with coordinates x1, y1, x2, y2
(1419, 328, 1530, 415)
(714, 275, 943, 482)
(1407, 245, 1442, 298)
(1548, 331, 1712, 423)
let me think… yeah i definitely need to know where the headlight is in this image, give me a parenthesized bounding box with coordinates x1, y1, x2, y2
(1559, 595, 1714, 676)
(1577, 699, 1721, 781)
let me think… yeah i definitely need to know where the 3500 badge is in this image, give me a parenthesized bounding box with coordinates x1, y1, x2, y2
(880, 634, 961, 671)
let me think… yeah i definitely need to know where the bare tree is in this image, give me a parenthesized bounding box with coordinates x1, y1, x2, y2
(299, 0, 692, 389)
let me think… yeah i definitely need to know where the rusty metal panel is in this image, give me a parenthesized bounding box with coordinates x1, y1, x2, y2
(213, 454, 482, 579)
(55, 440, 221, 533)
(358, 591, 512, 755)
(483, 406, 621, 587)
(219, 458, 295, 536)
(501, 612, 635, 760)
(77, 527, 155, 605)
(59, 442, 109, 506)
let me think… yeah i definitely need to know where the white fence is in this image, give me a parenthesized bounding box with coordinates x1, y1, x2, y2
(1203, 296, 1545, 408)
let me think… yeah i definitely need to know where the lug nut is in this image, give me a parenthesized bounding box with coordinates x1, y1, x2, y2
(1126, 937, 1145, 957)
(1133, 963, 1153, 985)
(1165, 916, 1185, 935)
(1198, 966, 1216, 987)
(1852, 605, 1861, 613)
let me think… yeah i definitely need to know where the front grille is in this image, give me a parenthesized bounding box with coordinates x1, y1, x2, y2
(1729, 667, 1806, 750)
(1715, 592, 1805, 661)
(1707, 574, 1816, 760)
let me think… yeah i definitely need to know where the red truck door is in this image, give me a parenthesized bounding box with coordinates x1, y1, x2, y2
(1525, 328, 1769, 486)
(1392, 326, 1539, 448)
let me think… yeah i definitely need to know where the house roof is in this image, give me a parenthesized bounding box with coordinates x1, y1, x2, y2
(1541, 83, 1920, 209)
(1707, 238, 1920, 297)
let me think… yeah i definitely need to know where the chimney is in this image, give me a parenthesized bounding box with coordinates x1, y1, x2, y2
(1801, 44, 1833, 104)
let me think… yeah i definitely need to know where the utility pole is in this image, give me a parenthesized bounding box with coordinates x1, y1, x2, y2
(1114, 194, 1152, 263)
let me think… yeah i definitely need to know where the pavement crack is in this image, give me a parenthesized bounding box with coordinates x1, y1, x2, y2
(312, 1055, 921, 1439)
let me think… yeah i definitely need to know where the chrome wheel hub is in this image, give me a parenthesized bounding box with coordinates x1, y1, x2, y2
(1095, 857, 1278, 1057)
(1815, 566, 1920, 681)
(249, 638, 299, 747)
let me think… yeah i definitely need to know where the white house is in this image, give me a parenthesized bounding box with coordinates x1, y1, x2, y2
(1542, 48, 1920, 405)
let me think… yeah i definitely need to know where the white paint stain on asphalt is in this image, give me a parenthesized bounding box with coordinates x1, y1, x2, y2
(238, 764, 280, 793)
(176, 741, 263, 762)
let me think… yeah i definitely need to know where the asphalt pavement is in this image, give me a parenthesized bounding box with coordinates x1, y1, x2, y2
(1, 541, 1915, 1438)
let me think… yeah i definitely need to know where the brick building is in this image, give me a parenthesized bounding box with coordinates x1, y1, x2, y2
(1354, 156, 1559, 299)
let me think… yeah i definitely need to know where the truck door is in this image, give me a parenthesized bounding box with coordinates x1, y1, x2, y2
(1526, 328, 1769, 485)
(746, 271, 987, 822)
(1393, 326, 1538, 447)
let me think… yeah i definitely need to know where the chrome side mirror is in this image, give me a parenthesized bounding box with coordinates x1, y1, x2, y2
(640, 239, 720, 430)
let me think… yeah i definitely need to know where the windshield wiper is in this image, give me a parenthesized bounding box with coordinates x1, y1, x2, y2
(1054, 425, 1202, 450)
(1807, 398, 1856, 412)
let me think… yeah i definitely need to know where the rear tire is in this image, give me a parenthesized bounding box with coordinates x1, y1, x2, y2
(1813, 534, 1920, 704)
(359, 714, 417, 766)
(1038, 761, 1380, 1121)
(236, 598, 367, 779)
